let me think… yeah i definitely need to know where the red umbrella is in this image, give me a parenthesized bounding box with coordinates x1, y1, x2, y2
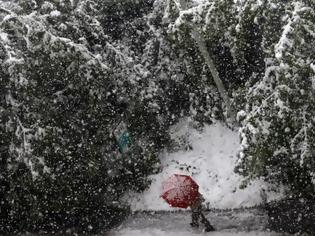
(161, 174, 199, 209)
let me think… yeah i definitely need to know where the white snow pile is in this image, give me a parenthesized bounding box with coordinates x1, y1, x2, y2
(128, 119, 283, 211)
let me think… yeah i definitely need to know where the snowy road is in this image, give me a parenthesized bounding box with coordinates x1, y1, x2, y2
(109, 230, 283, 236)
(109, 208, 289, 236)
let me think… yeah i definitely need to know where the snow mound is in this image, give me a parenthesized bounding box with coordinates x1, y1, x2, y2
(128, 120, 282, 211)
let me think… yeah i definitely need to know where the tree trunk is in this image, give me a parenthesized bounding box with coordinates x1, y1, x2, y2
(178, 0, 236, 125)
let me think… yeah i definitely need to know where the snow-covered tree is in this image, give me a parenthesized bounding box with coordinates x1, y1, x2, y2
(236, 0, 315, 199)
(150, 0, 240, 124)
(0, 1, 159, 233)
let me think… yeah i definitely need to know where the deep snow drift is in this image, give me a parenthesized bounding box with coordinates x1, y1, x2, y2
(128, 119, 282, 211)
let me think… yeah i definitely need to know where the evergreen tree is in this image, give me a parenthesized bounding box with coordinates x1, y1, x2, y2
(236, 0, 315, 199)
(0, 1, 160, 233)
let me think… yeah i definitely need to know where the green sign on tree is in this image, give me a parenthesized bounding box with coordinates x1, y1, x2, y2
(113, 121, 132, 154)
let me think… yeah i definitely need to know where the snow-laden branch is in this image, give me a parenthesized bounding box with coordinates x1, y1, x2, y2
(290, 106, 312, 166)
(275, 2, 312, 60)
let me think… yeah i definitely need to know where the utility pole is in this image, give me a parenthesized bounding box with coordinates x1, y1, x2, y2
(177, 0, 236, 125)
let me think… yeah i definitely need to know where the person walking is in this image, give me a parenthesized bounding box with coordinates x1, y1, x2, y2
(190, 193, 215, 232)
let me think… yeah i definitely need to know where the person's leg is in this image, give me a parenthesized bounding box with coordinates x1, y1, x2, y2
(190, 210, 199, 227)
(200, 212, 215, 231)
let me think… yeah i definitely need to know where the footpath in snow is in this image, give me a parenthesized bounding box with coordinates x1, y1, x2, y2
(109, 209, 288, 236)
(110, 231, 286, 236)
(128, 120, 282, 211)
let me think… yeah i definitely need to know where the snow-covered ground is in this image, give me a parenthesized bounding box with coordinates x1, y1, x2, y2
(127, 119, 283, 211)
(109, 209, 286, 236)
(110, 229, 282, 236)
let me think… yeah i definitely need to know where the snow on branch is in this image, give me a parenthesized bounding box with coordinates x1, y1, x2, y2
(274, 2, 312, 60)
